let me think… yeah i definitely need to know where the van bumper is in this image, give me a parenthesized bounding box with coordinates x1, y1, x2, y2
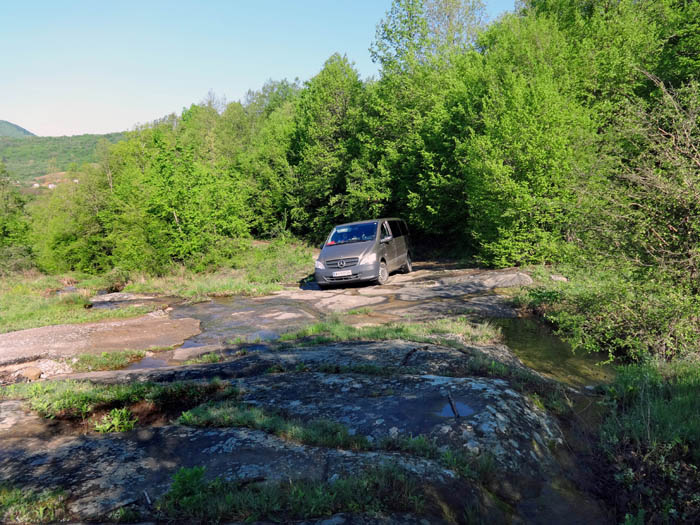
(315, 262, 380, 285)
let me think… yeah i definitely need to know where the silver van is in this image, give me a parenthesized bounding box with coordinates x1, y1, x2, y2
(315, 218, 413, 287)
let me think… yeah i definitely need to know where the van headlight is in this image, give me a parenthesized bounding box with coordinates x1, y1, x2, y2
(359, 252, 377, 265)
(315, 259, 325, 270)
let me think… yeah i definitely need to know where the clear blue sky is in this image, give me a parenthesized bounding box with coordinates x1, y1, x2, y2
(2, 1, 515, 136)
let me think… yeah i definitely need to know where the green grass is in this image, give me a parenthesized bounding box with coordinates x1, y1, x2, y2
(69, 350, 146, 372)
(0, 379, 236, 419)
(601, 361, 700, 522)
(156, 465, 425, 523)
(347, 307, 373, 315)
(602, 361, 700, 458)
(0, 239, 313, 332)
(94, 407, 138, 432)
(0, 484, 67, 523)
(516, 264, 700, 361)
(184, 353, 224, 365)
(279, 315, 502, 347)
(179, 401, 370, 451)
(180, 400, 494, 482)
(124, 239, 313, 301)
(0, 131, 125, 182)
(0, 271, 157, 334)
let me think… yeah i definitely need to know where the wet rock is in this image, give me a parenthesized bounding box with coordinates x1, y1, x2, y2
(90, 292, 157, 303)
(0, 312, 201, 367)
(237, 372, 563, 475)
(170, 297, 319, 346)
(171, 344, 222, 362)
(0, 420, 456, 520)
(57, 340, 535, 385)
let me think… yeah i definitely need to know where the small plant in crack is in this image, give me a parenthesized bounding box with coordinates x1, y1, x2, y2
(94, 407, 138, 433)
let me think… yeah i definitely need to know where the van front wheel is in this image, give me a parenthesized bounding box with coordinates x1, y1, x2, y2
(377, 262, 388, 285)
(402, 253, 413, 273)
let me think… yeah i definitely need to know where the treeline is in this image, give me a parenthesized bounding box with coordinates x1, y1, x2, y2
(0, 132, 125, 181)
(2, 0, 699, 356)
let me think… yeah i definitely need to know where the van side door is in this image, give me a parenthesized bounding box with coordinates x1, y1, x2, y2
(380, 221, 398, 271)
(388, 219, 408, 268)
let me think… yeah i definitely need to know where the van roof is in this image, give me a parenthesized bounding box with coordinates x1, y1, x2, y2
(333, 218, 404, 228)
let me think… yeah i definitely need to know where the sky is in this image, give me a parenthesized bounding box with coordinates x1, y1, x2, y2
(2, 1, 516, 137)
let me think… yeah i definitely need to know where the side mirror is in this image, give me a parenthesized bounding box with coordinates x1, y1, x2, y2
(380, 236, 393, 244)
(319, 243, 325, 249)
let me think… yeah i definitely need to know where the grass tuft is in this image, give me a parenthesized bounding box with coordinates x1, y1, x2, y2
(184, 353, 224, 365)
(156, 464, 424, 523)
(94, 407, 138, 433)
(0, 484, 68, 524)
(600, 360, 700, 522)
(70, 350, 146, 372)
(0, 379, 237, 420)
(179, 401, 370, 451)
(279, 316, 501, 347)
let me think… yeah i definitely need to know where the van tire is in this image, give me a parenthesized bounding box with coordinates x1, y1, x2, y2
(402, 253, 413, 273)
(377, 261, 389, 285)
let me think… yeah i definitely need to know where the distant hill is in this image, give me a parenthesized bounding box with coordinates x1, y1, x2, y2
(0, 132, 126, 181)
(0, 120, 35, 138)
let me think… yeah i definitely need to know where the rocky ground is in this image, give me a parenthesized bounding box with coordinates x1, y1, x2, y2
(0, 266, 613, 523)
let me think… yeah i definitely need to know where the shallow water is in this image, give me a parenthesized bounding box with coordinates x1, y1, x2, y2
(435, 401, 475, 418)
(125, 356, 168, 370)
(493, 317, 613, 387)
(170, 296, 320, 347)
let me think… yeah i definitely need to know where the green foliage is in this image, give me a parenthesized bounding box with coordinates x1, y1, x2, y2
(279, 315, 501, 346)
(0, 120, 35, 138)
(180, 401, 371, 451)
(0, 272, 156, 334)
(0, 132, 124, 181)
(184, 353, 224, 365)
(0, 484, 67, 524)
(519, 265, 700, 361)
(157, 465, 425, 523)
(70, 350, 146, 372)
(601, 362, 700, 521)
(0, 161, 31, 273)
(0, 379, 235, 419)
(94, 407, 138, 432)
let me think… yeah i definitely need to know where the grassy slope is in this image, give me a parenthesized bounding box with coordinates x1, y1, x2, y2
(0, 132, 125, 181)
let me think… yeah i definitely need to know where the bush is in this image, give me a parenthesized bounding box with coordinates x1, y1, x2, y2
(520, 265, 700, 361)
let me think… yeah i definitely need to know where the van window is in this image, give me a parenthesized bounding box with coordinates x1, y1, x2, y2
(388, 220, 403, 237)
(381, 222, 392, 240)
(327, 222, 377, 245)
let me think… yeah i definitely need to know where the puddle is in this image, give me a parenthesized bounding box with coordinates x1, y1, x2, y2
(90, 296, 179, 310)
(126, 357, 168, 370)
(493, 317, 613, 387)
(171, 297, 320, 347)
(435, 401, 475, 418)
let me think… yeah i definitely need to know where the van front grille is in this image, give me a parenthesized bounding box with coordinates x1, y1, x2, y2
(326, 257, 359, 269)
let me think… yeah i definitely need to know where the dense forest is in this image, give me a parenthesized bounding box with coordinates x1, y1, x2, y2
(1, 0, 699, 360)
(0, 132, 125, 181)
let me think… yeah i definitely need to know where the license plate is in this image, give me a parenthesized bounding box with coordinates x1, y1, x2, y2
(332, 270, 352, 277)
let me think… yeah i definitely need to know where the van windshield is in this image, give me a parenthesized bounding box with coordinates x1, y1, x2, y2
(326, 222, 377, 246)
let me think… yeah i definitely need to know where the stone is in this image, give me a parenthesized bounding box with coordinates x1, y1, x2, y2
(18, 366, 42, 381)
(550, 274, 569, 282)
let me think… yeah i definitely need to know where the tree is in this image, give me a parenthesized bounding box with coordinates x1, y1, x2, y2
(288, 54, 366, 239)
(370, 0, 486, 71)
